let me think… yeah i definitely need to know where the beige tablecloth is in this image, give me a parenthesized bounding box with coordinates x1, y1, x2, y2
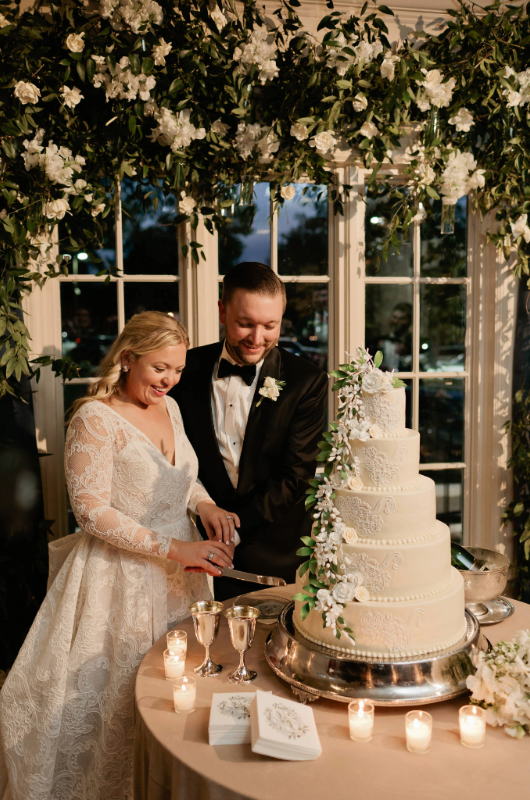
(134, 590, 530, 800)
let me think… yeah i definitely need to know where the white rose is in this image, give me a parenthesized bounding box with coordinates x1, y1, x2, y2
(280, 184, 295, 201)
(316, 588, 332, 604)
(65, 33, 85, 53)
(152, 38, 172, 67)
(354, 585, 370, 602)
(210, 7, 227, 31)
(14, 81, 41, 105)
(74, 179, 87, 192)
(505, 90, 523, 108)
(211, 119, 230, 136)
(347, 571, 364, 587)
(381, 55, 399, 81)
(369, 424, 382, 438)
(448, 107, 474, 133)
(44, 197, 70, 220)
(309, 130, 337, 155)
(359, 121, 379, 140)
(179, 194, 197, 215)
(352, 93, 367, 112)
(290, 122, 308, 141)
(342, 527, 358, 544)
(347, 475, 363, 491)
(362, 370, 383, 393)
(60, 85, 84, 109)
(333, 581, 355, 603)
(510, 214, 530, 243)
(91, 203, 105, 217)
(380, 374, 393, 393)
(331, 472, 344, 489)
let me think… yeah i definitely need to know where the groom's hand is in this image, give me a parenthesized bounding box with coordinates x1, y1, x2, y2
(196, 500, 240, 545)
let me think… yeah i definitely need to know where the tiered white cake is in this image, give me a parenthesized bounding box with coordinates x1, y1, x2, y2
(294, 382, 467, 659)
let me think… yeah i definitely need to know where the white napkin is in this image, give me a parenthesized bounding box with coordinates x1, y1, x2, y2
(209, 691, 271, 746)
(249, 690, 321, 761)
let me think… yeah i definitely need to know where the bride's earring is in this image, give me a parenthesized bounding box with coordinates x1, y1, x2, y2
(122, 364, 129, 373)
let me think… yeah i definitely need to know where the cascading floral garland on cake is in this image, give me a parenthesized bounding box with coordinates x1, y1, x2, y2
(293, 347, 405, 641)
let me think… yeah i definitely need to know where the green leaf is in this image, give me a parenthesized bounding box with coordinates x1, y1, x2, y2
(317, 440, 332, 450)
(86, 57, 96, 83)
(128, 116, 136, 134)
(315, 451, 331, 461)
(300, 602, 311, 621)
(292, 592, 310, 601)
(308, 478, 320, 488)
(298, 561, 310, 578)
(514, 502, 525, 517)
(300, 536, 316, 546)
(296, 546, 313, 556)
(76, 61, 85, 82)
(426, 186, 440, 200)
(129, 53, 141, 75)
(374, 350, 383, 368)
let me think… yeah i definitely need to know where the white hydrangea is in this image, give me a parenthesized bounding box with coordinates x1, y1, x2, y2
(440, 149, 485, 205)
(152, 38, 171, 66)
(415, 69, 456, 111)
(92, 55, 156, 102)
(233, 27, 279, 84)
(60, 85, 84, 109)
(150, 107, 206, 152)
(448, 107, 474, 132)
(99, 0, 163, 33)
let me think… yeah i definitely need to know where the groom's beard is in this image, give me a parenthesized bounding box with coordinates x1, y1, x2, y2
(225, 336, 278, 365)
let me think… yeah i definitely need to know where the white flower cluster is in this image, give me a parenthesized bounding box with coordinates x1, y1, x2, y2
(440, 149, 485, 205)
(92, 55, 156, 102)
(309, 130, 336, 155)
(510, 214, 530, 244)
(152, 38, 171, 67)
(466, 630, 530, 738)
(381, 51, 400, 81)
(327, 32, 383, 77)
(503, 67, 530, 108)
(233, 27, 279, 84)
(415, 69, 456, 112)
(150, 108, 206, 152)
(234, 122, 279, 163)
(13, 81, 41, 105)
(99, 0, 163, 34)
(448, 107, 474, 133)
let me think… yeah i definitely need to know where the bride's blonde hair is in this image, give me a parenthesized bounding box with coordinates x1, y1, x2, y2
(68, 311, 189, 421)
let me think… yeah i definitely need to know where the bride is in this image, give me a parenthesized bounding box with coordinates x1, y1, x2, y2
(0, 311, 239, 800)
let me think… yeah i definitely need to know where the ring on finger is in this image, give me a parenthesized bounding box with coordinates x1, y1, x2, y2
(207, 552, 215, 562)
(226, 515, 233, 522)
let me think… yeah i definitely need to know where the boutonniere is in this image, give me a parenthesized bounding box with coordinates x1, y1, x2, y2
(256, 376, 286, 407)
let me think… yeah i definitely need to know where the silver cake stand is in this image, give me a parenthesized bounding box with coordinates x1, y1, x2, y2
(264, 602, 490, 707)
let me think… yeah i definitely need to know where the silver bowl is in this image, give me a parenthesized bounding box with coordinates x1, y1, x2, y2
(456, 547, 510, 621)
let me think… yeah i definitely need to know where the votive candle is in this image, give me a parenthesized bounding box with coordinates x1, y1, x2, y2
(459, 705, 486, 749)
(405, 710, 432, 754)
(173, 676, 196, 714)
(348, 699, 374, 742)
(167, 629, 187, 656)
(164, 648, 186, 680)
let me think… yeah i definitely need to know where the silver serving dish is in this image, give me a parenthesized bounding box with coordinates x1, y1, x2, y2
(264, 602, 490, 707)
(456, 546, 511, 624)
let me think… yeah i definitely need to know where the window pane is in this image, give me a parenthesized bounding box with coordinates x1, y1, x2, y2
(419, 378, 464, 463)
(365, 186, 413, 277)
(420, 469, 464, 544)
(277, 185, 328, 276)
(124, 281, 179, 322)
(282, 283, 328, 372)
(218, 183, 271, 274)
(61, 283, 118, 377)
(420, 197, 467, 278)
(402, 378, 413, 429)
(63, 382, 91, 419)
(365, 284, 413, 371)
(64, 210, 116, 275)
(420, 284, 466, 373)
(121, 180, 179, 275)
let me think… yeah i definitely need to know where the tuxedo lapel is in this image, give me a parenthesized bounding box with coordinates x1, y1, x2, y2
(237, 346, 281, 496)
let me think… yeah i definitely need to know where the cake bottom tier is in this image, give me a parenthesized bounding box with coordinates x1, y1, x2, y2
(294, 568, 466, 659)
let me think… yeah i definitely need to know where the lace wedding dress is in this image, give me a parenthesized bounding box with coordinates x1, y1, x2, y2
(0, 397, 212, 800)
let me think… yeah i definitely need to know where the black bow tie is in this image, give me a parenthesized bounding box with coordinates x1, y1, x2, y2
(217, 358, 257, 386)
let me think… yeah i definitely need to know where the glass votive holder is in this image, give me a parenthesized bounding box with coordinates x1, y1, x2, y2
(167, 629, 187, 656)
(163, 648, 186, 680)
(348, 699, 374, 742)
(459, 705, 486, 749)
(405, 710, 432, 754)
(173, 676, 196, 714)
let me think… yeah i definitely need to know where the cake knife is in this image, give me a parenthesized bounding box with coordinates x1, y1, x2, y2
(220, 567, 287, 587)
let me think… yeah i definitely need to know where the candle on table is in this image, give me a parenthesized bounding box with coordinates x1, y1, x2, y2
(167, 629, 187, 656)
(348, 699, 374, 742)
(459, 705, 486, 749)
(173, 677, 196, 714)
(405, 710, 432, 754)
(164, 648, 186, 680)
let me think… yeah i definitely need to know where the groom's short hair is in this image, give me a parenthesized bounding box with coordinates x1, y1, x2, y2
(222, 262, 287, 310)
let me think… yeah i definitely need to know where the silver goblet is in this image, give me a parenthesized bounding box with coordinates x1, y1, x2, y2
(224, 605, 261, 683)
(189, 600, 224, 677)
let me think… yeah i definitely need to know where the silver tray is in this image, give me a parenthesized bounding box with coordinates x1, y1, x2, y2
(264, 602, 490, 707)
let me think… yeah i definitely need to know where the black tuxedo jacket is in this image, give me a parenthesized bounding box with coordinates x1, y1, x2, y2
(170, 342, 328, 583)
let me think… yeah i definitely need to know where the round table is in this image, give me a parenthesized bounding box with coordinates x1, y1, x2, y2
(134, 589, 530, 800)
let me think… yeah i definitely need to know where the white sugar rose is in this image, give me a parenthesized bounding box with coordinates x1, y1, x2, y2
(347, 570, 364, 587)
(369, 424, 382, 438)
(331, 472, 344, 489)
(333, 581, 355, 603)
(348, 475, 363, 491)
(14, 81, 41, 105)
(359, 121, 379, 140)
(65, 33, 85, 53)
(180, 193, 197, 215)
(362, 369, 383, 393)
(60, 85, 84, 109)
(316, 588, 332, 604)
(354, 585, 370, 602)
(309, 130, 336, 155)
(290, 122, 308, 141)
(352, 93, 368, 112)
(280, 184, 295, 201)
(342, 527, 358, 544)
(44, 197, 70, 220)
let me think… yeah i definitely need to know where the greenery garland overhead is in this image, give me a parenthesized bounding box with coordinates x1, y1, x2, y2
(1, 0, 530, 398)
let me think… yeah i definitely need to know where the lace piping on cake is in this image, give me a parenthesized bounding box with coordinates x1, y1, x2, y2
(363, 392, 402, 433)
(360, 608, 426, 650)
(342, 552, 403, 592)
(335, 495, 396, 536)
(356, 481, 420, 492)
(358, 446, 400, 485)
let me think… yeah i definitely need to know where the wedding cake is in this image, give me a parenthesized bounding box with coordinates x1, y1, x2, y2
(293, 348, 467, 659)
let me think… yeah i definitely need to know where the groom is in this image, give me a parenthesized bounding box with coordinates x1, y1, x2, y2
(171, 262, 328, 601)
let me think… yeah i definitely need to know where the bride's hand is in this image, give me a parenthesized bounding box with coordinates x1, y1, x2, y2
(196, 500, 240, 545)
(168, 539, 234, 577)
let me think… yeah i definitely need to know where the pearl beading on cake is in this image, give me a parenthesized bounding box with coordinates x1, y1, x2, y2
(372, 429, 407, 439)
(356, 528, 437, 546)
(353, 481, 420, 492)
(294, 618, 468, 660)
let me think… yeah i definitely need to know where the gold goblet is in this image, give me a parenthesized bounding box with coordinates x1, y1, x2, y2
(189, 600, 224, 677)
(224, 605, 261, 683)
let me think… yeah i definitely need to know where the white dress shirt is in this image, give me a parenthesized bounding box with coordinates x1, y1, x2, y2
(211, 342, 264, 489)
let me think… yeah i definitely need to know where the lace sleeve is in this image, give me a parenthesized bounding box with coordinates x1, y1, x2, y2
(65, 405, 172, 559)
(188, 478, 213, 514)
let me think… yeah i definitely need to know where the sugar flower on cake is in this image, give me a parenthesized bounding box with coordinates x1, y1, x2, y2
(369, 424, 382, 438)
(362, 368, 384, 393)
(333, 581, 355, 603)
(348, 419, 371, 442)
(354, 585, 370, 602)
(347, 475, 364, 491)
(342, 527, 358, 544)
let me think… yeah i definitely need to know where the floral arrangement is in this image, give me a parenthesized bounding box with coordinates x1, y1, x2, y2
(293, 347, 405, 640)
(466, 630, 530, 738)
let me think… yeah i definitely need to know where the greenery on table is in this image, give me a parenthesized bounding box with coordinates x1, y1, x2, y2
(503, 390, 530, 603)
